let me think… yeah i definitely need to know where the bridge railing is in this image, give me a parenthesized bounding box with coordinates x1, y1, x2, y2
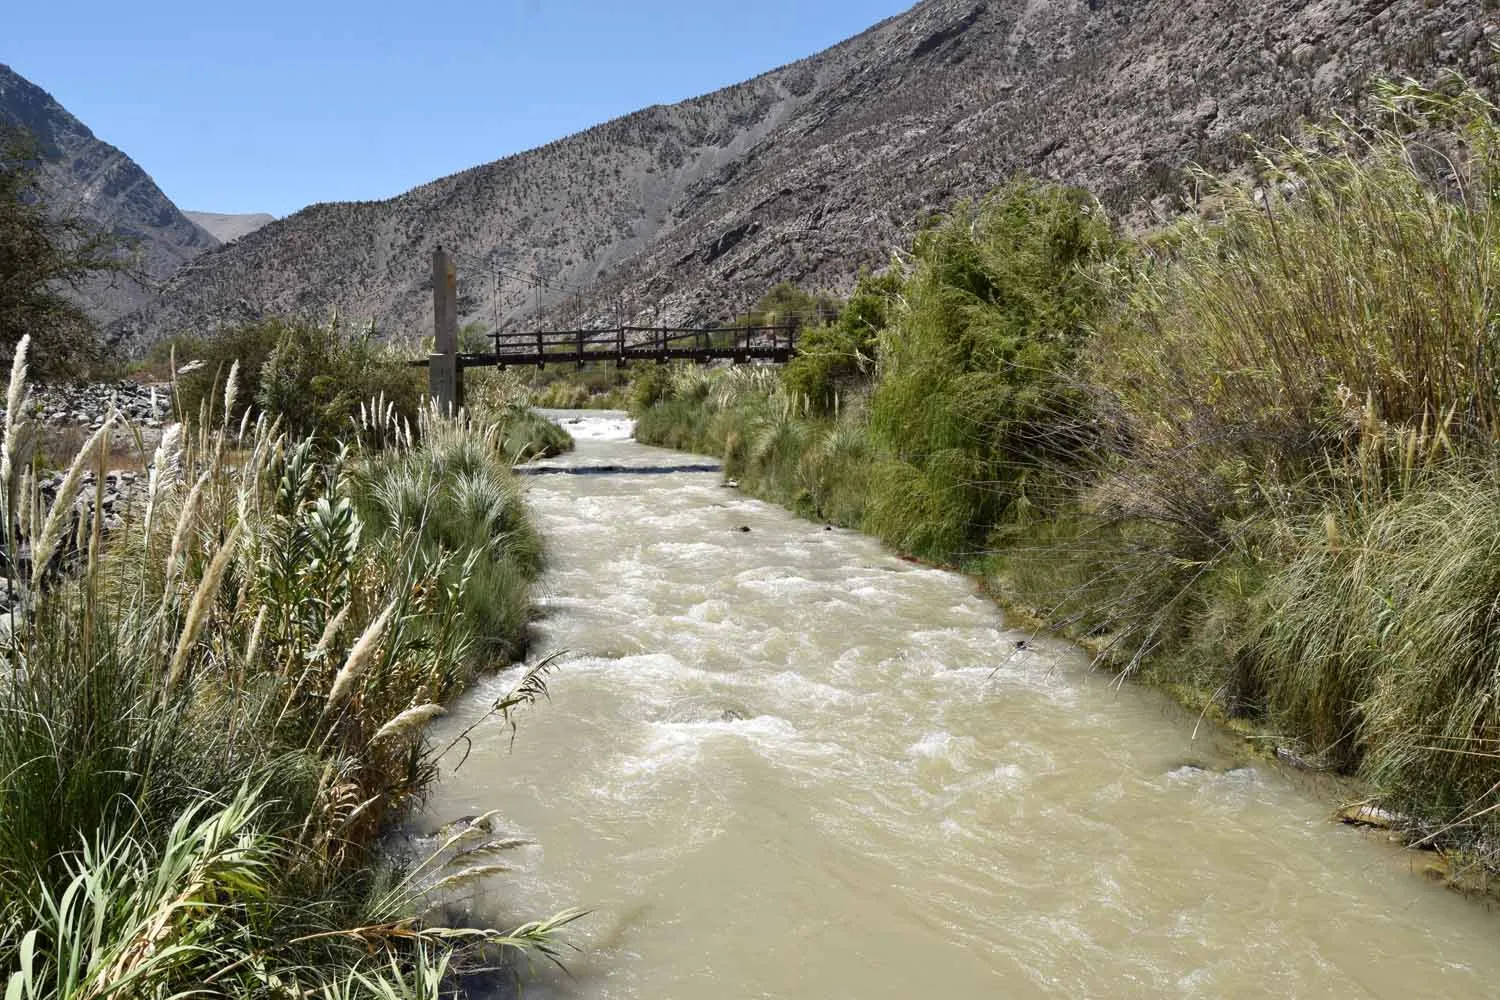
(479, 324, 797, 364)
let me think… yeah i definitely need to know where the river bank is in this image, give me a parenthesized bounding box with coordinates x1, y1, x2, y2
(622, 86, 1500, 882)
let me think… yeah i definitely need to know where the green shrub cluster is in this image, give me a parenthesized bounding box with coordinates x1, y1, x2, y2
(781, 270, 900, 414)
(865, 179, 1116, 559)
(161, 317, 424, 441)
(0, 347, 575, 997)
(634, 82, 1500, 867)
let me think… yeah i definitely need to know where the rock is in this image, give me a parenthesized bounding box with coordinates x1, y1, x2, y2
(437, 814, 496, 837)
(1339, 803, 1402, 829)
(737, 525, 752, 533)
(1275, 745, 1333, 771)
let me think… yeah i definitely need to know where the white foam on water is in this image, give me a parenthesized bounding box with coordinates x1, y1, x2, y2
(650, 541, 724, 561)
(759, 670, 854, 707)
(735, 574, 832, 599)
(539, 410, 635, 441)
(907, 730, 964, 761)
(680, 599, 733, 623)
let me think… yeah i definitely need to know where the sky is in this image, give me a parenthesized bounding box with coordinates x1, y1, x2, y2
(6, 0, 914, 218)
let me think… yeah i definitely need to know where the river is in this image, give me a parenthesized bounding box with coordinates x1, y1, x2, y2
(420, 411, 1500, 998)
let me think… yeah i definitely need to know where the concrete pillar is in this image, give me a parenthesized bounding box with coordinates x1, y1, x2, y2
(430, 246, 463, 414)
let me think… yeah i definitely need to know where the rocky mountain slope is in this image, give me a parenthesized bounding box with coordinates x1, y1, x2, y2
(0, 64, 220, 323)
(184, 211, 275, 244)
(114, 0, 1496, 350)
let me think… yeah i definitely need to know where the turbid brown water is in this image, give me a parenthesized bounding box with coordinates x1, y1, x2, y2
(421, 412, 1499, 999)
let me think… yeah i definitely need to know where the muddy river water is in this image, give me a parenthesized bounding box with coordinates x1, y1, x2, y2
(421, 411, 1499, 998)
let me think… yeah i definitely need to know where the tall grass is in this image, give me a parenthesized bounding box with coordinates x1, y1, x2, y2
(0, 341, 576, 997)
(1003, 82, 1500, 854)
(865, 179, 1116, 561)
(1250, 468, 1500, 816)
(1090, 82, 1500, 522)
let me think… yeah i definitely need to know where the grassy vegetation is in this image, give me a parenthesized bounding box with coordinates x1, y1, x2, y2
(153, 320, 574, 465)
(154, 318, 425, 439)
(633, 81, 1500, 876)
(0, 339, 578, 997)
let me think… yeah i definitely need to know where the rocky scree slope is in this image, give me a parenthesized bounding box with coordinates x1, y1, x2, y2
(0, 64, 220, 323)
(113, 0, 1496, 350)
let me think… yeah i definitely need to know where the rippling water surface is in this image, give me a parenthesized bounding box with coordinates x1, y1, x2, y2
(422, 411, 1499, 999)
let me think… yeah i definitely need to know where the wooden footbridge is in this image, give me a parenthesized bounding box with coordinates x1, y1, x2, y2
(475, 323, 797, 369)
(422, 248, 799, 412)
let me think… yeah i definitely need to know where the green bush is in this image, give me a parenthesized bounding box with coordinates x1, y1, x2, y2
(161, 317, 423, 442)
(157, 319, 285, 425)
(865, 178, 1117, 561)
(257, 318, 423, 440)
(782, 270, 901, 413)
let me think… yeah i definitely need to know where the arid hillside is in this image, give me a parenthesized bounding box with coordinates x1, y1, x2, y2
(111, 0, 1495, 350)
(1, 63, 219, 322)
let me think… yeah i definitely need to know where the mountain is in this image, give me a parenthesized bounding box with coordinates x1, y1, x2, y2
(184, 211, 276, 244)
(114, 0, 1495, 350)
(0, 63, 219, 324)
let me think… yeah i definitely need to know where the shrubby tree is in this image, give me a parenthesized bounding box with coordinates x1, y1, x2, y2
(256, 317, 423, 440)
(165, 316, 421, 439)
(0, 129, 130, 378)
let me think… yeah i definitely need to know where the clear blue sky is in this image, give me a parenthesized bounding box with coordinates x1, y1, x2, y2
(6, 0, 913, 218)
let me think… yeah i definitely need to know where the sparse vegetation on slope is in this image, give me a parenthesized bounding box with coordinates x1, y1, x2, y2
(110, 1, 1493, 352)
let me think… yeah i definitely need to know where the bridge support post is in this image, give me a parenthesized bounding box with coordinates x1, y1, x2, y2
(430, 246, 463, 414)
